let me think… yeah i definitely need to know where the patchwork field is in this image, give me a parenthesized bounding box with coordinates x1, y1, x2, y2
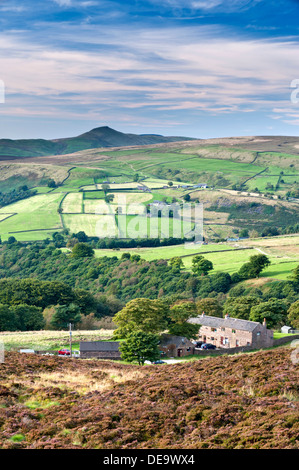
(0, 193, 63, 240)
(61, 193, 83, 213)
(62, 213, 118, 238)
(0, 137, 298, 251)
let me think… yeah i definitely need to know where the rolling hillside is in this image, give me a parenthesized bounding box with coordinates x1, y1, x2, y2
(0, 126, 194, 160)
(0, 131, 298, 251)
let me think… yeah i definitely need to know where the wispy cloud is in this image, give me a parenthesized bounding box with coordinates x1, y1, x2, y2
(0, 24, 296, 122)
(52, 0, 72, 6)
(0, 0, 298, 138)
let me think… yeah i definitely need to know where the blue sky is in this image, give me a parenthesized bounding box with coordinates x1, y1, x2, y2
(0, 0, 299, 139)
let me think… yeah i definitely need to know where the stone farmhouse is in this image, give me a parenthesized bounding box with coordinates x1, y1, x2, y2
(188, 314, 274, 349)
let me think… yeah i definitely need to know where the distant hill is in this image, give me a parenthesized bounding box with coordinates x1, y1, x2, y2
(0, 126, 195, 160)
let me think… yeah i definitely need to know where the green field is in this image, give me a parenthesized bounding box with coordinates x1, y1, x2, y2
(93, 242, 298, 281)
(61, 192, 83, 213)
(62, 213, 116, 237)
(0, 137, 298, 246)
(94, 243, 235, 260)
(0, 193, 63, 240)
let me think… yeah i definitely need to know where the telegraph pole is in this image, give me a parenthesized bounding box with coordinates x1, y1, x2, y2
(69, 323, 72, 358)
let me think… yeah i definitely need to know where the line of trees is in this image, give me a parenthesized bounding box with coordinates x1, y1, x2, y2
(0, 186, 37, 208)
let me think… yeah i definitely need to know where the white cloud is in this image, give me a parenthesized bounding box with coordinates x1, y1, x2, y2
(52, 0, 72, 6)
(0, 24, 297, 124)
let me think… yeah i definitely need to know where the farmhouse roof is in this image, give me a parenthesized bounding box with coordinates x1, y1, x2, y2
(80, 341, 120, 352)
(188, 315, 261, 332)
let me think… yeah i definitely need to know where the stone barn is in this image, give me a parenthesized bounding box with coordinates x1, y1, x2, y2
(80, 341, 121, 360)
(158, 334, 196, 358)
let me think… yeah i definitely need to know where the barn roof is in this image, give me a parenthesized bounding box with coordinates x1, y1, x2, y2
(80, 341, 120, 352)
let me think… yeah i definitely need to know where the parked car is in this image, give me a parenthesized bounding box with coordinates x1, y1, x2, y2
(58, 348, 70, 356)
(151, 360, 166, 364)
(195, 341, 204, 348)
(201, 343, 216, 350)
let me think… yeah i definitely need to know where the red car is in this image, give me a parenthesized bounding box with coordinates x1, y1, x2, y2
(58, 348, 70, 356)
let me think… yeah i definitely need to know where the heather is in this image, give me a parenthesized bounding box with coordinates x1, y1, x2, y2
(0, 347, 298, 449)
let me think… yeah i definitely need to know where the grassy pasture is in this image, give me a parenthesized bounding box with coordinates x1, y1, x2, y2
(61, 167, 99, 190)
(84, 199, 112, 214)
(116, 214, 193, 239)
(62, 213, 118, 237)
(260, 261, 299, 280)
(0, 193, 63, 240)
(111, 192, 152, 205)
(94, 242, 234, 260)
(0, 329, 114, 352)
(94, 235, 298, 280)
(61, 193, 83, 213)
(96, 182, 141, 190)
(0, 213, 14, 222)
(84, 191, 105, 199)
(157, 155, 262, 177)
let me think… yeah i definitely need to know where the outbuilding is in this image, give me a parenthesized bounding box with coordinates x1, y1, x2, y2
(80, 341, 121, 360)
(158, 334, 195, 358)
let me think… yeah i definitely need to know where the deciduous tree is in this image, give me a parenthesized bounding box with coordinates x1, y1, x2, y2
(192, 255, 213, 276)
(119, 330, 160, 365)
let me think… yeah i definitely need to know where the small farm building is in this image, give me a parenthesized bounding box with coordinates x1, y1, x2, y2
(80, 341, 121, 360)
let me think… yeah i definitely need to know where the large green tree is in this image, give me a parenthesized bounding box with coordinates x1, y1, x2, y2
(223, 296, 261, 320)
(119, 330, 160, 365)
(168, 301, 199, 339)
(0, 304, 44, 331)
(196, 298, 223, 317)
(0, 304, 18, 331)
(169, 257, 184, 271)
(287, 300, 299, 329)
(0, 279, 75, 309)
(113, 298, 169, 339)
(13, 304, 44, 331)
(50, 303, 82, 329)
(192, 255, 213, 276)
(71, 242, 94, 258)
(291, 265, 299, 284)
(249, 298, 289, 328)
(238, 254, 271, 279)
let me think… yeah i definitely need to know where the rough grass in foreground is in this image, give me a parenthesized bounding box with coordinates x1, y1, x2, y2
(0, 347, 298, 449)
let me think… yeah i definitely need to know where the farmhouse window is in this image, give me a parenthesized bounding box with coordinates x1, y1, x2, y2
(211, 328, 217, 332)
(232, 329, 236, 333)
(221, 327, 225, 331)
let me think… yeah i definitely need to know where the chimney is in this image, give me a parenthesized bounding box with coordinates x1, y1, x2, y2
(202, 311, 205, 316)
(263, 318, 267, 327)
(225, 314, 230, 319)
